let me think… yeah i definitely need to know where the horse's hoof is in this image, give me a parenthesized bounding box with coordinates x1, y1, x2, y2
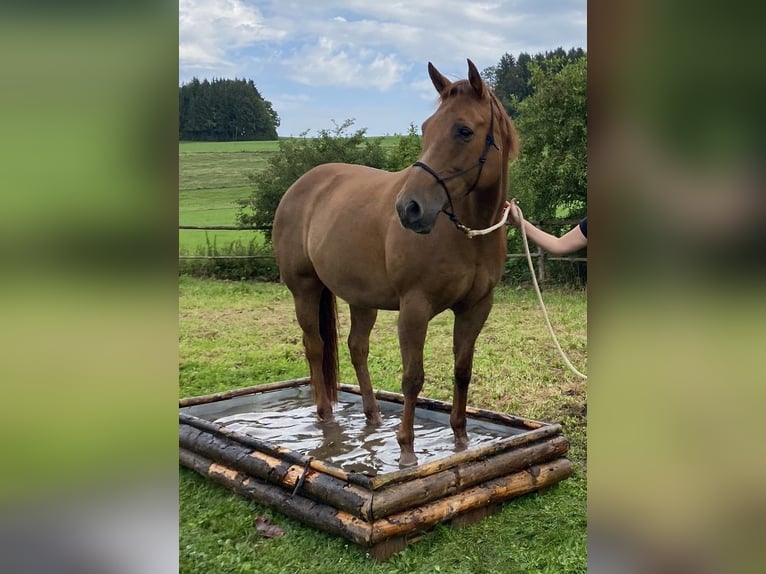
(454, 435, 469, 450)
(316, 410, 335, 423)
(365, 412, 383, 426)
(398, 452, 418, 468)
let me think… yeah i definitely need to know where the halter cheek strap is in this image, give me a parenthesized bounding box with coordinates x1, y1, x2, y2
(412, 100, 500, 235)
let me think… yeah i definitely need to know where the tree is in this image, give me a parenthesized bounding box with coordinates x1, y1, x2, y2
(510, 54, 587, 221)
(179, 78, 280, 141)
(483, 48, 585, 120)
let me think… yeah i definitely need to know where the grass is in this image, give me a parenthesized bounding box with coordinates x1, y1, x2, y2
(179, 187, 263, 252)
(179, 276, 587, 572)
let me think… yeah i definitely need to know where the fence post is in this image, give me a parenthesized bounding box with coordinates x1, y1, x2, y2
(536, 245, 546, 283)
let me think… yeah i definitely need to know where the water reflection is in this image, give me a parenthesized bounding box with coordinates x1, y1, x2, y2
(210, 387, 508, 475)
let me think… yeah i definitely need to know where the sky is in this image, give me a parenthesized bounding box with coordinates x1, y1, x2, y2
(179, 0, 586, 137)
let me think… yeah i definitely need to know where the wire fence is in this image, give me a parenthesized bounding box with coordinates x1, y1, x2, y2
(178, 220, 586, 283)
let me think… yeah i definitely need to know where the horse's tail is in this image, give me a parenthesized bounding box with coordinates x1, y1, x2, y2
(319, 286, 339, 404)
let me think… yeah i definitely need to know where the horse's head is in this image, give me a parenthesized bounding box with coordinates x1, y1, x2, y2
(395, 59, 519, 235)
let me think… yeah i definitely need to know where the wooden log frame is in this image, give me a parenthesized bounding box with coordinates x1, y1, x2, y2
(179, 380, 574, 561)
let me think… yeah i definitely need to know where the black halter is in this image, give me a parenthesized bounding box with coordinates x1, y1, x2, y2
(412, 99, 500, 233)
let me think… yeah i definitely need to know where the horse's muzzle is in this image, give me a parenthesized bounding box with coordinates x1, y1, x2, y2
(395, 197, 438, 234)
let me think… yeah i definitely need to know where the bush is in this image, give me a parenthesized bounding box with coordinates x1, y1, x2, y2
(510, 55, 587, 222)
(236, 119, 389, 241)
(179, 236, 278, 281)
(384, 123, 422, 171)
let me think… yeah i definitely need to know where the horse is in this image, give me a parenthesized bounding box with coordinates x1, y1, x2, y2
(272, 59, 519, 467)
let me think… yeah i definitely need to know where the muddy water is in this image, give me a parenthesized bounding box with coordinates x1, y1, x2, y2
(184, 386, 522, 475)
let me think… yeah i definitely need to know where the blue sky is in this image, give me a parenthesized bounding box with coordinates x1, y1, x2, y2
(179, 1, 586, 137)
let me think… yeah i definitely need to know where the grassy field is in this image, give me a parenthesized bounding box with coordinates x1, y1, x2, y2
(179, 137, 401, 252)
(179, 276, 587, 572)
(179, 140, 280, 251)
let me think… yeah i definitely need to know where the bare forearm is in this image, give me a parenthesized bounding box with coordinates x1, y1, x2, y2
(521, 221, 587, 255)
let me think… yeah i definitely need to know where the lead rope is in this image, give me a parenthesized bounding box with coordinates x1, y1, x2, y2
(463, 201, 512, 238)
(511, 199, 588, 380)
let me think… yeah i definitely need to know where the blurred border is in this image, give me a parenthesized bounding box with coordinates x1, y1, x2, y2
(0, 2, 180, 573)
(588, 1, 766, 572)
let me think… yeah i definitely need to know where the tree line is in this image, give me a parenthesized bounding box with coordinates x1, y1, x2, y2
(482, 47, 585, 119)
(179, 78, 280, 141)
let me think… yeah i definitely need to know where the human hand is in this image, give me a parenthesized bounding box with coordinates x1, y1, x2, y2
(506, 198, 522, 227)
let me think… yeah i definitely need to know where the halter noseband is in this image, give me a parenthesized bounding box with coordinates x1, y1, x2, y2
(412, 99, 500, 234)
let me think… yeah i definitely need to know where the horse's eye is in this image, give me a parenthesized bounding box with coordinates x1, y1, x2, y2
(456, 126, 474, 141)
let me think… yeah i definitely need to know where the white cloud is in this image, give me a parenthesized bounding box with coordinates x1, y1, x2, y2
(178, 0, 586, 134)
(282, 37, 409, 90)
(179, 0, 286, 73)
(180, 0, 586, 85)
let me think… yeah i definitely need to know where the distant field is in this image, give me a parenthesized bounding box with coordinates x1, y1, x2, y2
(179, 140, 281, 153)
(179, 137, 404, 252)
(179, 151, 275, 191)
(179, 140, 278, 250)
(179, 187, 263, 251)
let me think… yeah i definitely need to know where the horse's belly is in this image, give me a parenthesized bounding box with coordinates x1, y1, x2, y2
(319, 267, 399, 310)
(308, 233, 399, 310)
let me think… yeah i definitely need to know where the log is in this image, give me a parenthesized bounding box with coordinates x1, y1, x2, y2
(179, 423, 372, 518)
(370, 435, 569, 519)
(180, 448, 372, 546)
(179, 377, 310, 407)
(179, 412, 373, 489)
(369, 457, 573, 543)
(368, 424, 562, 490)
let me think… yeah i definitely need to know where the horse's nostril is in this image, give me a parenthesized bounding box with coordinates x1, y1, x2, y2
(405, 200, 422, 223)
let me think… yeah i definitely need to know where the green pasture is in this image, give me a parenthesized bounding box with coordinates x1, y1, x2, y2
(179, 187, 263, 252)
(179, 137, 402, 253)
(179, 277, 587, 573)
(179, 140, 272, 251)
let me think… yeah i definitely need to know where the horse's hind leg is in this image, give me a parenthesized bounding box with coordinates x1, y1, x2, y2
(348, 305, 382, 425)
(291, 278, 336, 421)
(451, 294, 494, 448)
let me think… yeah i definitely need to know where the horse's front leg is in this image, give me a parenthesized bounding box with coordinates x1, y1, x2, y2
(451, 293, 494, 448)
(396, 296, 431, 467)
(348, 305, 382, 425)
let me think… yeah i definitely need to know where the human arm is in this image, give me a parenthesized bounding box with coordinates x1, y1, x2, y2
(507, 201, 587, 255)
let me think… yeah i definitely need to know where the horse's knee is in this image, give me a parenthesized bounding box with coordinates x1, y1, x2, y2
(401, 373, 424, 398)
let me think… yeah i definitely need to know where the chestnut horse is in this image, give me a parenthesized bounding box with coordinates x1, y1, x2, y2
(272, 59, 519, 467)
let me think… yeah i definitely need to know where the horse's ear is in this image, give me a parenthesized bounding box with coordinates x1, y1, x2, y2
(428, 62, 451, 95)
(467, 59, 484, 99)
